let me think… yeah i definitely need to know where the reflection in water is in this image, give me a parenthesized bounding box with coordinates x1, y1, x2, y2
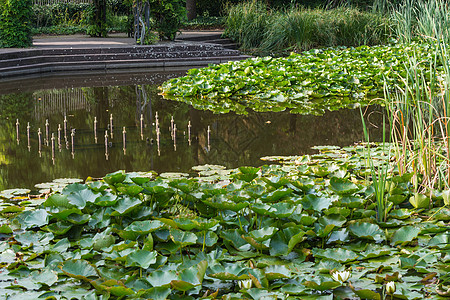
(0, 72, 386, 190)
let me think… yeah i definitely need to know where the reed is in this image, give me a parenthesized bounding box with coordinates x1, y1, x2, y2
(385, 42, 450, 196)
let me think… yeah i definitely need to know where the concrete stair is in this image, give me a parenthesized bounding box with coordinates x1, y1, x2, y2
(0, 41, 250, 80)
(175, 32, 238, 50)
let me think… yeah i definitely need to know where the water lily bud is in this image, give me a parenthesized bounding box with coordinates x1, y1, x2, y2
(331, 270, 351, 283)
(238, 279, 252, 289)
(386, 281, 396, 294)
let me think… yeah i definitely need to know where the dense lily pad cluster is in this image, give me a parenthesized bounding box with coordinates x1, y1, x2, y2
(0, 145, 449, 299)
(161, 43, 441, 115)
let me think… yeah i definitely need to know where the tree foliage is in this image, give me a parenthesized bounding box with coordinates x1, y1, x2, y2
(0, 0, 33, 48)
(135, 0, 185, 41)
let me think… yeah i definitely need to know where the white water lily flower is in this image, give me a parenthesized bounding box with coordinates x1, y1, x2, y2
(238, 279, 252, 289)
(331, 270, 351, 283)
(386, 281, 396, 294)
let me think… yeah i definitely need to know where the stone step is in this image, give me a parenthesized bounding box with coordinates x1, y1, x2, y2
(176, 33, 224, 42)
(0, 49, 242, 68)
(0, 43, 228, 60)
(0, 55, 252, 79)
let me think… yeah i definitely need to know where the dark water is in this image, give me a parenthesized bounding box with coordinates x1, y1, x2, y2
(0, 70, 386, 190)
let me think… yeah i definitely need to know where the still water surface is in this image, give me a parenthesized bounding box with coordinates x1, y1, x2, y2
(0, 70, 385, 190)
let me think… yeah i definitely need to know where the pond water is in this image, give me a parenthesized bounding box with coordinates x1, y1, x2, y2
(0, 70, 386, 190)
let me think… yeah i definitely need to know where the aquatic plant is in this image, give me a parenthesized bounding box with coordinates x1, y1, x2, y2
(161, 42, 442, 115)
(383, 41, 450, 198)
(0, 145, 449, 299)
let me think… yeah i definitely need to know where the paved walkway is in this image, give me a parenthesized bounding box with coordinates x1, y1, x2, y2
(0, 30, 225, 53)
(31, 30, 224, 49)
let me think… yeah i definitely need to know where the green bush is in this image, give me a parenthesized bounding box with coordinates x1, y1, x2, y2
(148, 0, 185, 40)
(32, 3, 90, 28)
(0, 0, 33, 48)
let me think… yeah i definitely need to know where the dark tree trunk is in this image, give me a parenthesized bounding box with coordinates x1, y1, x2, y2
(186, 0, 196, 21)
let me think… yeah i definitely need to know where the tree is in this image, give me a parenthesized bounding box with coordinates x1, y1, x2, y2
(87, 0, 107, 37)
(186, 0, 196, 21)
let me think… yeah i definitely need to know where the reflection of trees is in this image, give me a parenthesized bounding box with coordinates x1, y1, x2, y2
(0, 92, 34, 125)
(0, 81, 387, 190)
(189, 106, 387, 168)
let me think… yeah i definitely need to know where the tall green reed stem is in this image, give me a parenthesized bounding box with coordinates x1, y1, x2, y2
(360, 108, 390, 222)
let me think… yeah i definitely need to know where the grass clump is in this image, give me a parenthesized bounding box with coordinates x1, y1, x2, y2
(224, 0, 389, 55)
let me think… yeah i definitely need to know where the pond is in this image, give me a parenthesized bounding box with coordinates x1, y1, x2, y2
(0, 70, 386, 190)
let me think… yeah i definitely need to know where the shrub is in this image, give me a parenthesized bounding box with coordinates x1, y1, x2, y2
(0, 0, 33, 48)
(32, 3, 90, 28)
(148, 0, 185, 40)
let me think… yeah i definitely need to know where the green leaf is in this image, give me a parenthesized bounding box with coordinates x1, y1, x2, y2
(170, 229, 197, 246)
(268, 202, 296, 218)
(312, 248, 358, 263)
(302, 194, 332, 211)
(118, 185, 144, 197)
(192, 218, 219, 231)
(43, 194, 73, 208)
(428, 233, 449, 249)
(0, 224, 12, 234)
(170, 280, 197, 291)
(265, 265, 291, 280)
(104, 171, 126, 185)
(269, 230, 289, 256)
(391, 225, 421, 245)
(140, 286, 171, 300)
(442, 190, 450, 206)
(61, 259, 98, 279)
(249, 227, 278, 242)
(348, 222, 385, 241)
(124, 220, 164, 235)
(125, 250, 157, 269)
(409, 193, 430, 209)
(31, 270, 58, 286)
(15, 231, 54, 247)
(111, 196, 142, 215)
(352, 289, 381, 300)
(52, 238, 70, 252)
(209, 264, 250, 280)
(329, 177, 359, 195)
(196, 231, 218, 247)
(221, 229, 251, 251)
(147, 270, 179, 287)
(303, 280, 341, 291)
(19, 209, 49, 229)
(67, 188, 99, 209)
(94, 193, 118, 206)
(45, 222, 72, 235)
(233, 167, 259, 182)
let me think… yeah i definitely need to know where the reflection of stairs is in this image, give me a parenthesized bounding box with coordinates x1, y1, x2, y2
(0, 43, 250, 80)
(176, 32, 238, 50)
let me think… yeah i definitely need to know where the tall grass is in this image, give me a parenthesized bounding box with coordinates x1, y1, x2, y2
(385, 42, 450, 195)
(380, 0, 450, 44)
(224, 0, 389, 55)
(224, 0, 272, 51)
